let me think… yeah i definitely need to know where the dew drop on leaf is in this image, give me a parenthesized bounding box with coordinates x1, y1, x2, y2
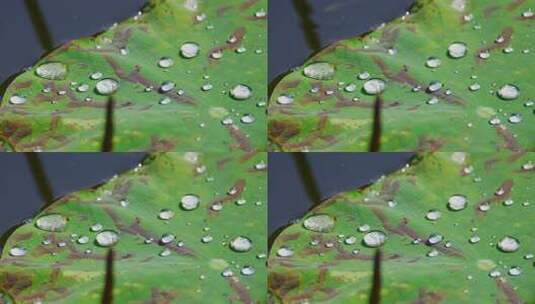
(8, 246, 27, 257)
(95, 78, 119, 95)
(35, 62, 67, 80)
(497, 84, 520, 100)
(303, 62, 335, 80)
(35, 214, 68, 232)
(497, 236, 520, 253)
(9, 95, 27, 105)
(230, 84, 253, 100)
(362, 230, 386, 248)
(95, 230, 119, 247)
(363, 79, 386, 95)
(229, 236, 253, 252)
(448, 42, 468, 58)
(180, 42, 200, 58)
(303, 214, 335, 233)
(448, 194, 467, 211)
(181, 194, 200, 210)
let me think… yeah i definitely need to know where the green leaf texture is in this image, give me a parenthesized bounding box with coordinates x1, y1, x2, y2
(0, 152, 267, 303)
(268, 0, 534, 152)
(269, 152, 534, 303)
(0, 0, 267, 152)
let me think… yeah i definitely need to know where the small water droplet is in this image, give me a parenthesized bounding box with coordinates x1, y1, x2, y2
(95, 79, 119, 95)
(363, 79, 386, 95)
(363, 231, 386, 248)
(448, 195, 467, 211)
(344, 236, 357, 245)
(358, 224, 370, 232)
(303, 62, 335, 80)
(497, 236, 520, 252)
(35, 62, 67, 80)
(181, 194, 200, 210)
(77, 236, 90, 244)
(158, 209, 175, 220)
(160, 81, 176, 93)
(508, 113, 522, 124)
(497, 84, 520, 100)
(427, 81, 443, 93)
(426, 57, 442, 68)
(9, 95, 27, 105)
(426, 233, 443, 245)
(90, 72, 103, 80)
(469, 236, 480, 244)
(230, 236, 253, 252)
(159, 248, 172, 257)
(158, 57, 174, 68)
(201, 235, 213, 243)
(426, 210, 441, 221)
(276, 247, 294, 257)
(161, 233, 176, 244)
(95, 230, 119, 247)
(90, 223, 103, 232)
(35, 214, 68, 232)
(357, 71, 370, 80)
(241, 265, 255, 276)
(180, 42, 200, 58)
(241, 114, 256, 124)
(448, 42, 468, 58)
(508, 266, 522, 276)
(276, 95, 294, 105)
(427, 249, 439, 257)
(489, 269, 501, 278)
(303, 214, 335, 232)
(221, 269, 234, 277)
(230, 84, 253, 100)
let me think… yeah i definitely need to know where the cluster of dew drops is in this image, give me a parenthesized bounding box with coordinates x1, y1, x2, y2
(275, 7, 533, 131)
(7, 155, 269, 282)
(8, 7, 268, 131)
(275, 154, 534, 283)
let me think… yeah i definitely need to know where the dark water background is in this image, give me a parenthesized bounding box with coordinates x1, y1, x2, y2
(268, 0, 415, 82)
(268, 153, 414, 237)
(0, 0, 147, 96)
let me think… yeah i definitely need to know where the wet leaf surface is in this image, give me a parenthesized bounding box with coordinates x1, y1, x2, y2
(269, 151, 534, 303)
(0, 0, 267, 152)
(268, 0, 534, 152)
(0, 152, 267, 303)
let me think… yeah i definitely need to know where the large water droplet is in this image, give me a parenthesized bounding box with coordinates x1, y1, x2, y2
(508, 266, 522, 276)
(363, 79, 386, 95)
(9, 246, 27, 257)
(96, 79, 119, 95)
(276, 247, 294, 257)
(448, 195, 467, 211)
(448, 42, 468, 58)
(303, 62, 335, 80)
(180, 42, 200, 58)
(181, 194, 200, 210)
(36, 62, 67, 80)
(230, 84, 253, 100)
(497, 236, 520, 253)
(229, 236, 253, 252)
(363, 231, 386, 247)
(95, 230, 119, 247)
(303, 214, 335, 233)
(9, 95, 27, 105)
(497, 84, 520, 100)
(35, 214, 67, 232)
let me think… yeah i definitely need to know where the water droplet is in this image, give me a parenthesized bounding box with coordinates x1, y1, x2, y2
(425, 210, 441, 221)
(276, 247, 294, 257)
(478, 51, 490, 59)
(9, 246, 26, 257)
(95, 79, 119, 95)
(448, 195, 467, 211)
(303, 214, 335, 232)
(363, 231, 386, 248)
(497, 84, 520, 100)
(230, 84, 252, 100)
(508, 266, 522, 276)
(426, 233, 443, 245)
(181, 194, 200, 210)
(489, 269, 501, 278)
(358, 71, 370, 80)
(95, 230, 119, 247)
(35, 214, 67, 232)
(425, 57, 442, 68)
(344, 83, 357, 93)
(303, 62, 335, 80)
(276, 95, 294, 105)
(221, 269, 234, 277)
(201, 235, 213, 243)
(358, 224, 370, 232)
(344, 236, 357, 245)
(160, 81, 176, 93)
(241, 265, 256, 276)
(158, 57, 174, 68)
(508, 113, 522, 124)
(427, 249, 439, 257)
(229, 236, 253, 252)
(90, 72, 103, 80)
(35, 62, 67, 80)
(241, 114, 256, 124)
(363, 79, 386, 95)
(497, 236, 520, 252)
(211, 203, 223, 211)
(469, 236, 480, 244)
(90, 223, 103, 232)
(77, 236, 90, 244)
(448, 42, 468, 58)
(427, 81, 443, 93)
(9, 95, 27, 105)
(158, 209, 175, 220)
(469, 83, 481, 91)
(522, 9, 534, 18)
(161, 233, 176, 244)
(211, 50, 223, 60)
(479, 203, 491, 212)
(159, 97, 172, 105)
(160, 248, 171, 257)
(180, 42, 200, 58)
